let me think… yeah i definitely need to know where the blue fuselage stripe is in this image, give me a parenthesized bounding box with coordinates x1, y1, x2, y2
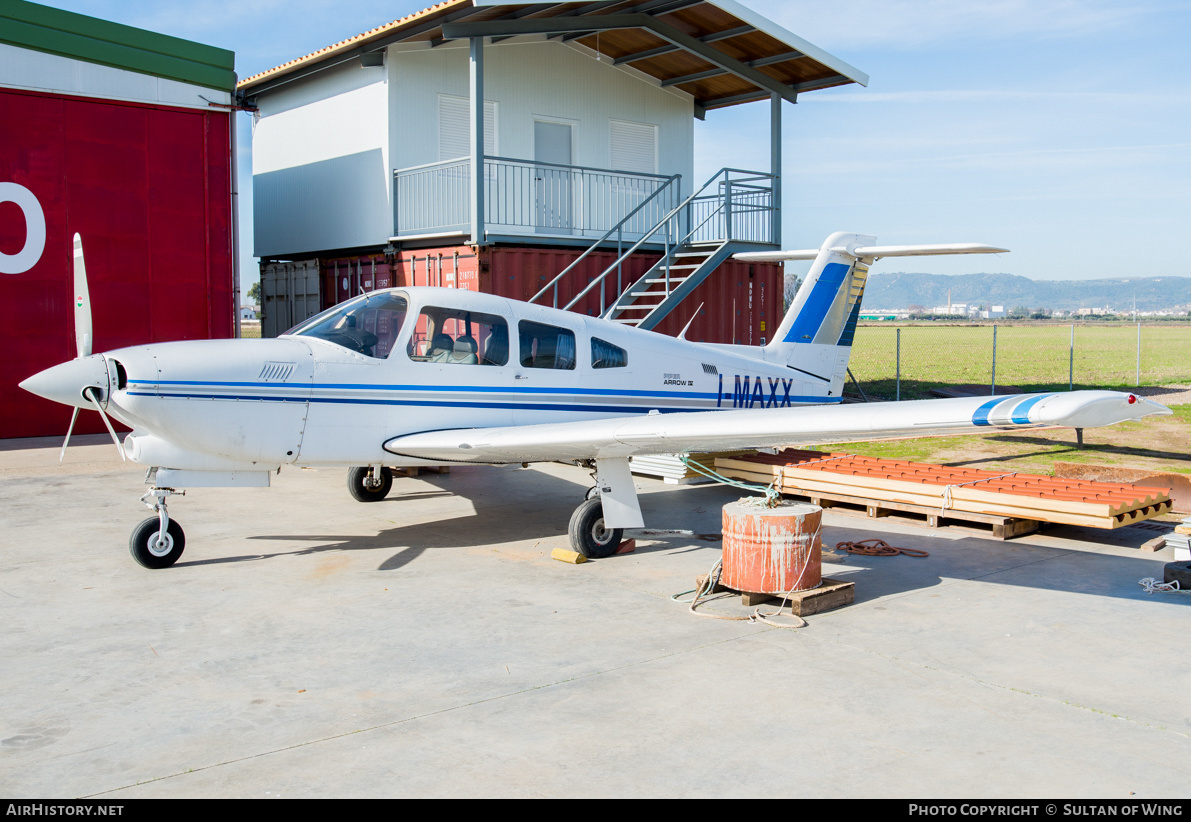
(127, 379, 721, 401)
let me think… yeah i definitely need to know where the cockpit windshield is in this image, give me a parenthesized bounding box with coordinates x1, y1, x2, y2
(287, 292, 408, 358)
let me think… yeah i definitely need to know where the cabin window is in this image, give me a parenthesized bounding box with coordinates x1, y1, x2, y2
(591, 338, 627, 369)
(287, 292, 407, 359)
(519, 321, 576, 370)
(407, 306, 508, 366)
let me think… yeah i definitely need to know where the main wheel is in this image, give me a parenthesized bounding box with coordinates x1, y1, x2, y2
(568, 497, 623, 559)
(348, 466, 393, 502)
(129, 517, 186, 569)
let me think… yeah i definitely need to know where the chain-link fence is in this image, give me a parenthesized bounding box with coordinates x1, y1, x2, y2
(848, 323, 1191, 401)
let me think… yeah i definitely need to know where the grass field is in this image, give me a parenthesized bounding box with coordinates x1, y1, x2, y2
(849, 323, 1191, 399)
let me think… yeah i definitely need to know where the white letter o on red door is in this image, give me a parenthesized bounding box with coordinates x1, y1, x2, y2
(0, 182, 47, 275)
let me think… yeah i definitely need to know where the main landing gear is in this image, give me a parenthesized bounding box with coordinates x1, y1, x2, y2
(347, 466, 393, 502)
(568, 496, 623, 560)
(129, 488, 186, 569)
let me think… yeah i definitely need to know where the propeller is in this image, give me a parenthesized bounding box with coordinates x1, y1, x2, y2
(55, 234, 124, 462)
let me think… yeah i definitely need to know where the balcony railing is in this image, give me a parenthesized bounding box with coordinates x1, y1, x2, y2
(393, 155, 680, 240)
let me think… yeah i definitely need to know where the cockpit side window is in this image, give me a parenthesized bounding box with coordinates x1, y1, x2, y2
(407, 306, 508, 366)
(591, 337, 627, 369)
(288, 293, 407, 359)
(519, 321, 576, 370)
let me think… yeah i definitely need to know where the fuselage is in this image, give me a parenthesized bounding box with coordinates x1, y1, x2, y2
(26, 287, 842, 472)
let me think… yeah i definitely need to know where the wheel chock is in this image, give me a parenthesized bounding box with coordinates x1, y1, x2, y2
(551, 547, 587, 564)
(615, 539, 636, 555)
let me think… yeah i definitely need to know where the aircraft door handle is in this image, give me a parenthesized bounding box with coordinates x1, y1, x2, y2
(515, 374, 529, 380)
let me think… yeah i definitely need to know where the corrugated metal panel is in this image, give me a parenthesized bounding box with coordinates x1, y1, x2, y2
(1, 87, 234, 438)
(261, 260, 320, 337)
(269, 243, 780, 346)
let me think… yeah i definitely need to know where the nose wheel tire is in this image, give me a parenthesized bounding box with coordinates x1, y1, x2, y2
(129, 517, 186, 569)
(568, 497, 623, 559)
(348, 466, 393, 502)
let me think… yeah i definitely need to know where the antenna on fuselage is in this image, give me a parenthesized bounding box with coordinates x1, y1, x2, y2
(676, 303, 704, 341)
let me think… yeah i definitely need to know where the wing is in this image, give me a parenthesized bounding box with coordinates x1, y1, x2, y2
(384, 390, 1169, 464)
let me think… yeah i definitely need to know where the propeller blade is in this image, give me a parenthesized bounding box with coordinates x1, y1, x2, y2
(59, 406, 80, 462)
(84, 387, 125, 462)
(73, 233, 93, 358)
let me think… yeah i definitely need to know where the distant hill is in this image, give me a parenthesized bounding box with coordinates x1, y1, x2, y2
(863, 272, 1191, 312)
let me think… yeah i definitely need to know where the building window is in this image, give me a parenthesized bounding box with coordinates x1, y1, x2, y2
(519, 320, 576, 370)
(591, 337, 627, 369)
(438, 94, 497, 160)
(610, 119, 657, 175)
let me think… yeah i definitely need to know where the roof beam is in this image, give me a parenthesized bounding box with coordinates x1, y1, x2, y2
(441, 16, 796, 100)
(661, 50, 805, 87)
(611, 23, 754, 64)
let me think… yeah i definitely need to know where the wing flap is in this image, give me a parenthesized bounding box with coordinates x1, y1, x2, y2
(383, 391, 1168, 464)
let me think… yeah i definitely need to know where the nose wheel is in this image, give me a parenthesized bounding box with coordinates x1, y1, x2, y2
(130, 488, 185, 569)
(348, 466, 393, 502)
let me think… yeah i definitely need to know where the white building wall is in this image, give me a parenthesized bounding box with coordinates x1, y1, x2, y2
(252, 62, 389, 258)
(388, 40, 693, 188)
(251, 37, 694, 257)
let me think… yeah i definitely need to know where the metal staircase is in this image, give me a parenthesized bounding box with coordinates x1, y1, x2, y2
(604, 241, 731, 329)
(528, 168, 779, 330)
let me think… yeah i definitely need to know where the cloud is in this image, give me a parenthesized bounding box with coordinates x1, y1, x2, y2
(802, 90, 1191, 106)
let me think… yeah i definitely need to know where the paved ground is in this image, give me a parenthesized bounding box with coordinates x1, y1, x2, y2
(1, 435, 1189, 798)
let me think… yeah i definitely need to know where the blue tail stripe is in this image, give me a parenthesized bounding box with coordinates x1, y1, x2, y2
(783, 262, 850, 343)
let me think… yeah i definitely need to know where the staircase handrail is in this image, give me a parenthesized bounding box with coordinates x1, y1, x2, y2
(527, 173, 681, 306)
(560, 167, 766, 312)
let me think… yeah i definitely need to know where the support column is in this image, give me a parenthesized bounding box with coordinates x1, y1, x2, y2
(770, 92, 783, 247)
(469, 36, 485, 245)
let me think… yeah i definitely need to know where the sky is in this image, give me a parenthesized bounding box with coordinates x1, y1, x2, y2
(33, 0, 1191, 289)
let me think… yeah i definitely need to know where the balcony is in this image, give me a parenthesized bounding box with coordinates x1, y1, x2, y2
(393, 155, 682, 244)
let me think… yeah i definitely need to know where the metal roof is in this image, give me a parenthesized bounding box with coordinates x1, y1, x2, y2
(238, 0, 867, 114)
(0, 0, 235, 91)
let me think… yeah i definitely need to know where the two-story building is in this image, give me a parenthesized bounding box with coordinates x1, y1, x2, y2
(239, 0, 867, 343)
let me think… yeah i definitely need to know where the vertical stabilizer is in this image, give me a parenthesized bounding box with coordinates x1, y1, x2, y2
(762, 232, 874, 396)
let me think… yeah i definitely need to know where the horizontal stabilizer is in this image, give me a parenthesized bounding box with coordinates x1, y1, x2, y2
(734, 243, 1008, 262)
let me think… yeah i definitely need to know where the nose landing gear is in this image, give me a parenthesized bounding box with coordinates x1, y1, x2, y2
(347, 466, 393, 502)
(130, 488, 186, 569)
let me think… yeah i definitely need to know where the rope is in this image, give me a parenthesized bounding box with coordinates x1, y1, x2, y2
(941, 472, 1018, 513)
(1139, 577, 1182, 594)
(680, 455, 783, 507)
(671, 522, 824, 630)
(835, 539, 928, 558)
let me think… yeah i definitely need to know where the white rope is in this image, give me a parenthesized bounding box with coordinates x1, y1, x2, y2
(1139, 577, 1182, 594)
(941, 471, 1018, 513)
(671, 522, 823, 629)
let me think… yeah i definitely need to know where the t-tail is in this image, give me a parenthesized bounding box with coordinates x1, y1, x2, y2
(734, 232, 1010, 399)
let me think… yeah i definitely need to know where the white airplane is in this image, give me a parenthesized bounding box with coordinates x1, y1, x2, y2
(20, 232, 1170, 568)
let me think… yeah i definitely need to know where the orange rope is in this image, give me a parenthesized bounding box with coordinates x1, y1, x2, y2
(835, 539, 929, 558)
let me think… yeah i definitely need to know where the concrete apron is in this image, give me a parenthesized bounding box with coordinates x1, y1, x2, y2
(0, 435, 1188, 798)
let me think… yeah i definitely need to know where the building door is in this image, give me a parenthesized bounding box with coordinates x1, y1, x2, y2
(534, 120, 572, 234)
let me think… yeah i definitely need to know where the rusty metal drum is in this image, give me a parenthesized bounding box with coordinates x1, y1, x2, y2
(721, 500, 822, 595)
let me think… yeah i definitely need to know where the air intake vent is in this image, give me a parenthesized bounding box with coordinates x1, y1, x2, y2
(258, 362, 295, 382)
(702, 363, 718, 375)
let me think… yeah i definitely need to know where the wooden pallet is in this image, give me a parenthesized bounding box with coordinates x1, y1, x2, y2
(715, 451, 1173, 531)
(801, 488, 1039, 540)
